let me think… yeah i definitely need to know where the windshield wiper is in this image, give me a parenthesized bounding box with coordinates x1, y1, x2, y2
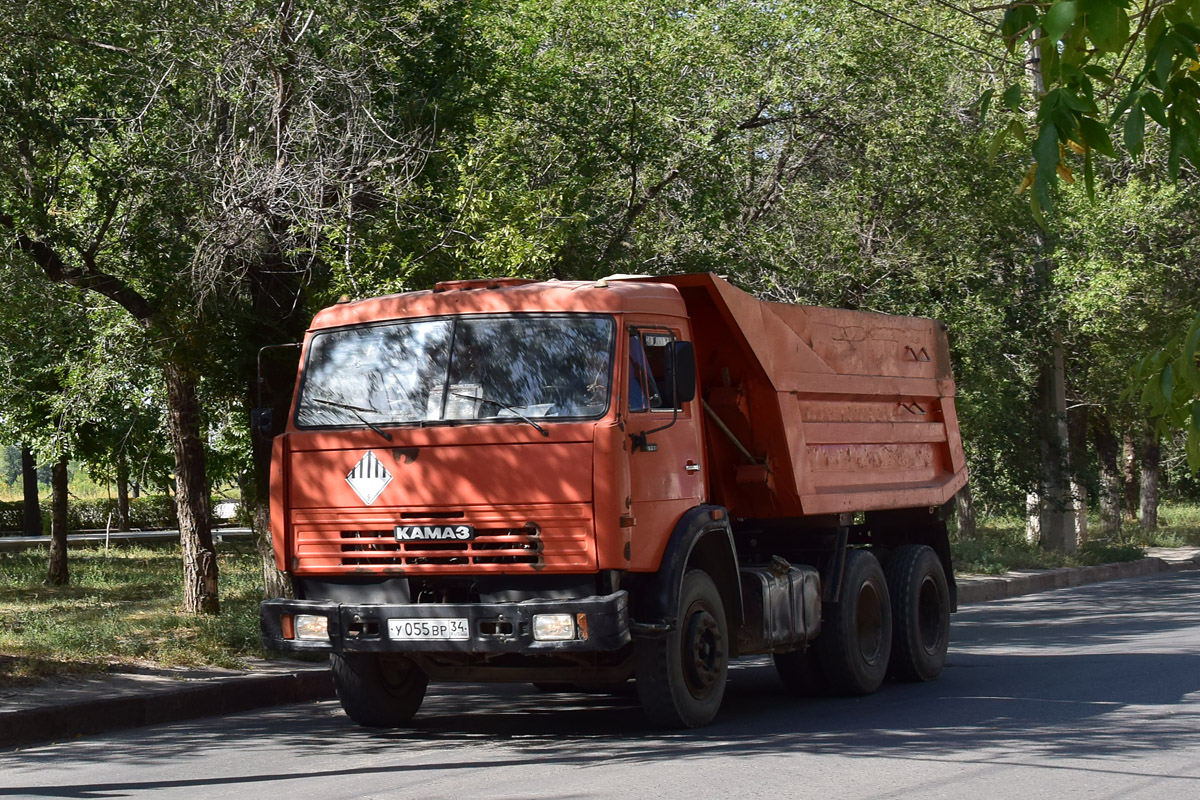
(308, 397, 393, 442)
(448, 391, 549, 437)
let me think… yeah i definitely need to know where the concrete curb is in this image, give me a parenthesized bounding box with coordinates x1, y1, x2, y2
(0, 667, 333, 751)
(956, 554, 1200, 605)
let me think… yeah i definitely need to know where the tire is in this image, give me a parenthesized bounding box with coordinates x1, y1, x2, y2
(330, 653, 428, 728)
(886, 544, 951, 682)
(816, 549, 891, 695)
(773, 645, 828, 696)
(635, 569, 729, 728)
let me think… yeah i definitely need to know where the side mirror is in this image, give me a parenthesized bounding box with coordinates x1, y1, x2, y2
(673, 341, 697, 404)
(251, 407, 274, 439)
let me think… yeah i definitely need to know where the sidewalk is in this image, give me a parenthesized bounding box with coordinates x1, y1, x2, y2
(0, 658, 333, 750)
(2, 548, 1199, 751)
(955, 546, 1200, 603)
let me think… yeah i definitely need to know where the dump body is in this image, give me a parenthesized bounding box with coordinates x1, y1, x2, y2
(654, 273, 967, 519)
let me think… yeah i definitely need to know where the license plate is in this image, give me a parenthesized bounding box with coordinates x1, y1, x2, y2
(394, 524, 475, 542)
(387, 618, 470, 641)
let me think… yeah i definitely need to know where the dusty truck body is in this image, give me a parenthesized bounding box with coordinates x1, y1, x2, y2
(259, 272, 968, 728)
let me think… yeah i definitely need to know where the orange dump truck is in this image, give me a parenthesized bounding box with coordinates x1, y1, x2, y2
(259, 272, 968, 728)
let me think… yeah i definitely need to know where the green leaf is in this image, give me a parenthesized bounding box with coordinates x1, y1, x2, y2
(1146, 11, 1166, 50)
(1083, 145, 1095, 197)
(1083, 64, 1115, 86)
(1160, 362, 1175, 406)
(1033, 121, 1059, 211)
(1002, 83, 1023, 112)
(1062, 89, 1099, 114)
(1079, 116, 1117, 156)
(1155, 41, 1175, 88)
(1165, 1, 1194, 26)
(1002, 5, 1041, 50)
(1183, 315, 1200, 389)
(1187, 406, 1200, 474)
(1043, 1, 1079, 43)
(987, 125, 1009, 162)
(1029, 186, 1049, 229)
(978, 88, 995, 122)
(1089, 6, 1130, 53)
(1124, 104, 1146, 155)
(1009, 117, 1030, 147)
(1142, 92, 1169, 126)
(1168, 120, 1198, 178)
(1177, 22, 1200, 45)
(1108, 90, 1137, 125)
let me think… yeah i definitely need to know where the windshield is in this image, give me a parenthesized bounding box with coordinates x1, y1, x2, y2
(294, 315, 615, 429)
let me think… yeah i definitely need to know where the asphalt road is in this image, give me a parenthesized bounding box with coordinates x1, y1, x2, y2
(4, 572, 1200, 800)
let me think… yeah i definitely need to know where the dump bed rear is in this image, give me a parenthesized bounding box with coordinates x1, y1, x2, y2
(650, 273, 967, 519)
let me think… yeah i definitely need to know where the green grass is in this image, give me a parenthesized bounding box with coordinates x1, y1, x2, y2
(0, 541, 268, 686)
(952, 501, 1200, 574)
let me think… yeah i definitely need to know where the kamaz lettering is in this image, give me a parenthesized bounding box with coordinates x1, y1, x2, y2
(393, 525, 474, 541)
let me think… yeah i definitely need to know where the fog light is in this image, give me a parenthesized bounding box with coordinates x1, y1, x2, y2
(532, 613, 576, 641)
(294, 614, 330, 641)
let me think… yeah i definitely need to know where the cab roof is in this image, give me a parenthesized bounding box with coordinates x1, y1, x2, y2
(308, 277, 689, 330)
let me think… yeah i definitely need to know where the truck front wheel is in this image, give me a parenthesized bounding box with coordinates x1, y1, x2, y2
(330, 653, 428, 728)
(886, 544, 950, 681)
(635, 569, 728, 728)
(816, 549, 891, 695)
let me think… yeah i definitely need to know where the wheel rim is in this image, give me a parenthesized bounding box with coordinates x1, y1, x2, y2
(856, 582, 885, 666)
(917, 575, 945, 654)
(681, 601, 724, 699)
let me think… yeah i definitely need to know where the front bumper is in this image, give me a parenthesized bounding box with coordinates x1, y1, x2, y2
(260, 591, 630, 654)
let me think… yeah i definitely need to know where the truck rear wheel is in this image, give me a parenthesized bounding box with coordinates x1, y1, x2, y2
(635, 569, 728, 728)
(330, 653, 428, 728)
(817, 549, 891, 695)
(886, 544, 950, 682)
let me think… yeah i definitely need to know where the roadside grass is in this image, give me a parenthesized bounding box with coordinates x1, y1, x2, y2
(0, 541, 267, 686)
(953, 501, 1200, 574)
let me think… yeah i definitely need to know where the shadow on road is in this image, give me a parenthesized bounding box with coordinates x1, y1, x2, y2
(6, 572, 1200, 796)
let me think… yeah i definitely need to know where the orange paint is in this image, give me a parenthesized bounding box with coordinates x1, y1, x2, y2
(269, 273, 967, 581)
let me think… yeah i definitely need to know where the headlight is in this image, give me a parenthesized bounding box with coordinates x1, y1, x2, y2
(294, 614, 330, 641)
(532, 613, 576, 641)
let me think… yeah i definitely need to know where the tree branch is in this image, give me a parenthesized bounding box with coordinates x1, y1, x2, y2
(0, 214, 154, 320)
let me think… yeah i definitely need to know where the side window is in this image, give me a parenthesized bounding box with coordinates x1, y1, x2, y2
(629, 330, 675, 413)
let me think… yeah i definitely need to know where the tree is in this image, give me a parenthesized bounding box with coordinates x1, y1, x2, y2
(0, 0, 483, 609)
(991, 0, 1200, 218)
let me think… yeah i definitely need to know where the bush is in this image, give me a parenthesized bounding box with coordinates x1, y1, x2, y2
(0, 501, 24, 532)
(0, 495, 179, 534)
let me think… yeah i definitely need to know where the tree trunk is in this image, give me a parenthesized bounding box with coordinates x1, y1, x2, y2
(1092, 413, 1123, 538)
(1140, 427, 1160, 531)
(1068, 404, 1088, 546)
(1036, 343, 1073, 553)
(21, 444, 40, 537)
(1025, 490, 1041, 544)
(1122, 430, 1139, 521)
(47, 454, 69, 586)
(165, 361, 220, 614)
(954, 484, 977, 539)
(115, 455, 131, 532)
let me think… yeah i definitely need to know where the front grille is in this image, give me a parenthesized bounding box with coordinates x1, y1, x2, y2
(338, 527, 543, 567)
